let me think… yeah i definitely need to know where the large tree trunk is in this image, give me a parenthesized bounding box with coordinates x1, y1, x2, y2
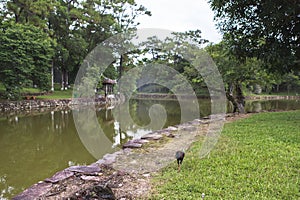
(119, 55, 123, 79)
(51, 61, 54, 91)
(235, 83, 245, 113)
(61, 69, 69, 90)
(226, 82, 245, 113)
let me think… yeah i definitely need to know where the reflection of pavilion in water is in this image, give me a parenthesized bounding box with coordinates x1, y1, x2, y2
(97, 107, 152, 149)
(97, 108, 128, 148)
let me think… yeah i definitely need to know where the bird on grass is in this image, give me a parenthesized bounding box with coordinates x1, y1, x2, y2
(175, 150, 185, 172)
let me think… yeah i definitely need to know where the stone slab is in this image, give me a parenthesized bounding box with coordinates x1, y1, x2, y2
(13, 182, 52, 200)
(123, 142, 143, 149)
(66, 165, 101, 175)
(45, 170, 74, 183)
(141, 133, 163, 140)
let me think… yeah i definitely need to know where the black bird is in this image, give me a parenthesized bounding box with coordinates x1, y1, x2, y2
(175, 151, 185, 172)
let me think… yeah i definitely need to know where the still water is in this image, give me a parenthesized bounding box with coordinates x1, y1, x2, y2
(0, 99, 299, 198)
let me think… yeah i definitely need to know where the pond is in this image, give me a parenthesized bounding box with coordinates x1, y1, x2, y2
(0, 99, 299, 199)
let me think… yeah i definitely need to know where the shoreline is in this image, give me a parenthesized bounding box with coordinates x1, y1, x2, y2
(12, 109, 299, 199)
(13, 113, 231, 199)
(0, 94, 125, 112)
(245, 95, 300, 100)
(0, 94, 298, 112)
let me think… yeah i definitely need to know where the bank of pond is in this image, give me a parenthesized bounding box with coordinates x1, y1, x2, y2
(0, 98, 299, 198)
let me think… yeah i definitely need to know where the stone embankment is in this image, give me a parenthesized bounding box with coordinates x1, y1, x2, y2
(0, 99, 74, 111)
(245, 95, 300, 100)
(0, 95, 125, 112)
(1, 94, 298, 112)
(13, 115, 225, 199)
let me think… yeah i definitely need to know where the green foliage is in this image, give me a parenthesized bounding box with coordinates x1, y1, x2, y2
(209, 0, 299, 72)
(137, 30, 209, 96)
(206, 42, 274, 90)
(5, 0, 57, 26)
(206, 42, 300, 96)
(278, 71, 300, 93)
(0, 0, 151, 96)
(0, 22, 54, 99)
(109, 0, 151, 33)
(151, 111, 300, 199)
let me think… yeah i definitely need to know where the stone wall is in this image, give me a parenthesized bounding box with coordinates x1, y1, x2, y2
(0, 99, 74, 112)
(0, 94, 125, 112)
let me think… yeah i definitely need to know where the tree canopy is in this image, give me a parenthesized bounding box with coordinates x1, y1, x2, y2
(209, 0, 300, 72)
(0, 22, 54, 99)
(0, 0, 150, 99)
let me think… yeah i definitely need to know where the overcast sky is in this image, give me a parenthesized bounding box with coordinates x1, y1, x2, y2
(135, 0, 222, 44)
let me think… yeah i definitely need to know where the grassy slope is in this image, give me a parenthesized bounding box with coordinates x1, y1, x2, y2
(151, 111, 300, 199)
(36, 89, 72, 99)
(0, 83, 73, 100)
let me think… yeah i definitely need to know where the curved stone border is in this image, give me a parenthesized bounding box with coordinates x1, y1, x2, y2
(13, 115, 225, 199)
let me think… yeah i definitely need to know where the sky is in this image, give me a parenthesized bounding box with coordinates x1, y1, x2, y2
(136, 0, 222, 44)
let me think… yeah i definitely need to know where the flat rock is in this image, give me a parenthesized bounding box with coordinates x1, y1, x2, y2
(141, 133, 163, 140)
(13, 182, 52, 200)
(66, 165, 101, 175)
(123, 141, 143, 149)
(45, 170, 74, 183)
(131, 139, 149, 144)
(80, 175, 101, 182)
(166, 126, 178, 131)
(96, 152, 121, 165)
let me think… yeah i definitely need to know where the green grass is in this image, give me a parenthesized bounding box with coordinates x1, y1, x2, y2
(35, 84, 72, 99)
(0, 83, 40, 94)
(36, 89, 73, 99)
(150, 111, 300, 199)
(0, 83, 73, 99)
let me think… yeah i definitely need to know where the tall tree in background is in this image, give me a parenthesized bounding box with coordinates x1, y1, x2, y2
(205, 42, 276, 113)
(136, 30, 209, 95)
(209, 0, 299, 72)
(4, 0, 56, 25)
(108, 0, 151, 80)
(48, 0, 89, 90)
(0, 0, 151, 95)
(0, 23, 54, 99)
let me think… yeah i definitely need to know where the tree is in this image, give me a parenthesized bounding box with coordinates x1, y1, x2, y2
(0, 22, 54, 99)
(48, 0, 88, 90)
(0, 0, 151, 95)
(136, 30, 209, 95)
(209, 0, 299, 72)
(205, 42, 275, 113)
(4, 0, 57, 26)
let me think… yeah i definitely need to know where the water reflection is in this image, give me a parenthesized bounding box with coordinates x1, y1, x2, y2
(0, 99, 299, 198)
(245, 99, 300, 113)
(0, 110, 96, 199)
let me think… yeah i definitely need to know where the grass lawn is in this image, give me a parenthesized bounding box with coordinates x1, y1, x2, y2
(34, 84, 73, 99)
(36, 89, 72, 99)
(0, 83, 73, 100)
(150, 111, 300, 199)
